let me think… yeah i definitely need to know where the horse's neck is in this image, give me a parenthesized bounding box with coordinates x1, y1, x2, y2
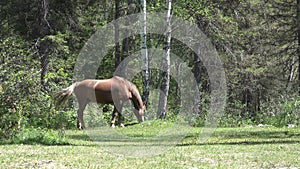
(120, 78, 142, 109)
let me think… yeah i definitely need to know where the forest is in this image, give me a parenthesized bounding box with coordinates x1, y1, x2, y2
(0, 0, 300, 139)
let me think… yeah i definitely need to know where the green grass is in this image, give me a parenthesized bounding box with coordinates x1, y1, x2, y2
(0, 124, 300, 169)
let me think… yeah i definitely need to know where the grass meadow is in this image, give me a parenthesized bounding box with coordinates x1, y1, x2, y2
(0, 122, 299, 169)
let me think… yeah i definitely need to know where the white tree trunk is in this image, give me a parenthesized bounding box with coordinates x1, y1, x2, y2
(157, 0, 171, 119)
(114, 0, 121, 68)
(140, 0, 150, 104)
(297, 0, 300, 95)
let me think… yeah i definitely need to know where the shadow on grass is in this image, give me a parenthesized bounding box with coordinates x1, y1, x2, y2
(64, 128, 300, 148)
(178, 139, 300, 147)
(0, 129, 90, 146)
(88, 134, 300, 147)
(1, 127, 300, 147)
(66, 131, 91, 141)
(179, 128, 300, 146)
(214, 129, 300, 139)
(0, 137, 72, 146)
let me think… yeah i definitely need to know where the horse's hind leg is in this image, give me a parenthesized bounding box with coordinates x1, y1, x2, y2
(77, 101, 87, 129)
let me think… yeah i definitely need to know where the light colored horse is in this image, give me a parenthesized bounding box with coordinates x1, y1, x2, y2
(54, 76, 146, 129)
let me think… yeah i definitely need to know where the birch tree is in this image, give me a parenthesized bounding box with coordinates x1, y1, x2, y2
(157, 0, 171, 119)
(114, 0, 121, 68)
(297, 0, 300, 95)
(140, 0, 150, 104)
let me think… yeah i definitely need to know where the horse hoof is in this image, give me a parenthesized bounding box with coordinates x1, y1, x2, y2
(111, 124, 116, 128)
(120, 123, 125, 128)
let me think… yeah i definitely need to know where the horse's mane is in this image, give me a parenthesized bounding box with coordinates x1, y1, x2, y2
(128, 83, 143, 109)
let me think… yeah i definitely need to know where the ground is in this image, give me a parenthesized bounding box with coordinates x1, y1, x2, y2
(0, 124, 299, 169)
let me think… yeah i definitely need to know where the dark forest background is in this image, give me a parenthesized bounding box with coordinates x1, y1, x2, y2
(0, 0, 299, 138)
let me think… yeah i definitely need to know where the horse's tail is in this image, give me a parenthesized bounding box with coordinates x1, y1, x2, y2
(53, 83, 77, 108)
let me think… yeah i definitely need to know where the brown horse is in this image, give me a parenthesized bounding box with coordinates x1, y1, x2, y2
(54, 76, 146, 129)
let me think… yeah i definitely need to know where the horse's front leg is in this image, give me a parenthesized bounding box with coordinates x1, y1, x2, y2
(110, 106, 118, 128)
(111, 105, 124, 128)
(118, 112, 125, 128)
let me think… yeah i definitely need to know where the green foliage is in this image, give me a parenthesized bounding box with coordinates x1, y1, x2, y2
(0, 0, 299, 140)
(0, 33, 76, 139)
(0, 36, 34, 138)
(277, 98, 300, 126)
(218, 97, 300, 127)
(83, 104, 111, 128)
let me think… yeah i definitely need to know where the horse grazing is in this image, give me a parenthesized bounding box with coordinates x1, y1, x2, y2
(54, 76, 146, 129)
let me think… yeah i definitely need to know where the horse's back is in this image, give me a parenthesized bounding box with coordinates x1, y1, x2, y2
(74, 77, 131, 104)
(74, 79, 112, 103)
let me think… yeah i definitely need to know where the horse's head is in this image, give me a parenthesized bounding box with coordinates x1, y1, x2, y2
(134, 102, 146, 123)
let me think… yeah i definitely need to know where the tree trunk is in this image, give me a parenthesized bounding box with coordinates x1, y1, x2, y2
(193, 51, 202, 114)
(39, 0, 51, 90)
(286, 56, 295, 95)
(157, 0, 171, 119)
(40, 40, 50, 88)
(114, 0, 121, 68)
(140, 0, 150, 104)
(297, 0, 300, 95)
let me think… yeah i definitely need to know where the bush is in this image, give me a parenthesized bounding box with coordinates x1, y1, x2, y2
(0, 36, 76, 139)
(274, 98, 300, 127)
